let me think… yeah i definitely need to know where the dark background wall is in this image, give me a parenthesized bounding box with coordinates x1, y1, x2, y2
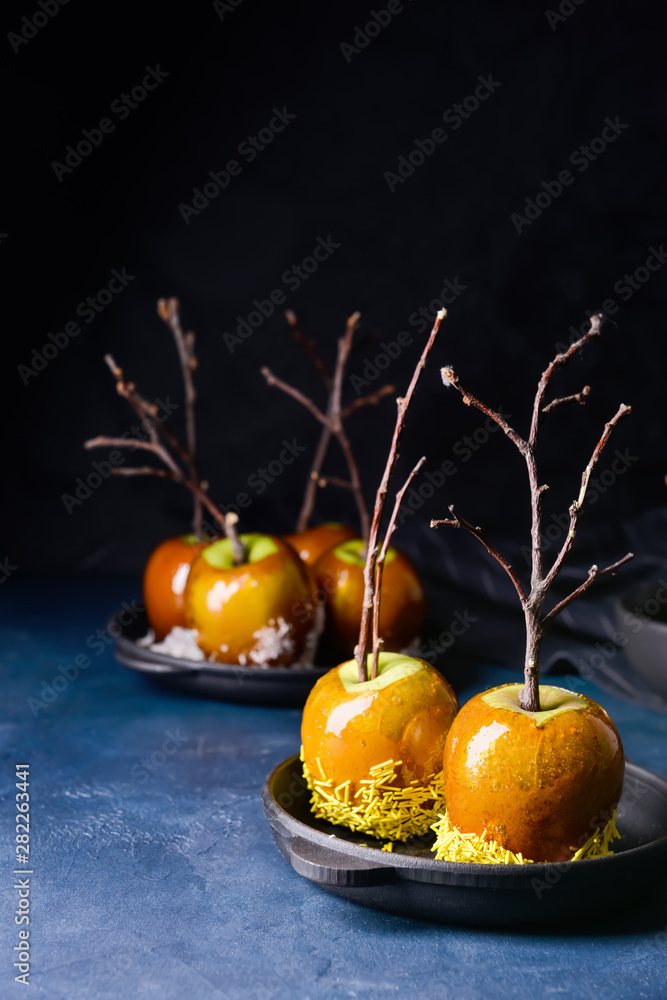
(3, 0, 665, 576)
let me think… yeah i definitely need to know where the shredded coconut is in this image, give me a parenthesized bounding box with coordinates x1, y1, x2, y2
(248, 617, 295, 665)
(149, 627, 205, 661)
(292, 603, 325, 669)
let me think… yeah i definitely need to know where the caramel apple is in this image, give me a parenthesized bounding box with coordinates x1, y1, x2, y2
(143, 535, 209, 640)
(184, 533, 315, 665)
(313, 539, 425, 658)
(298, 310, 451, 841)
(301, 652, 458, 840)
(442, 683, 623, 862)
(429, 313, 633, 866)
(284, 522, 356, 567)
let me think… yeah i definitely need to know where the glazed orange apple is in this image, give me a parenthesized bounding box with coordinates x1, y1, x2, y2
(313, 539, 426, 658)
(184, 533, 315, 665)
(301, 652, 458, 839)
(284, 522, 357, 567)
(443, 683, 624, 862)
(143, 534, 210, 640)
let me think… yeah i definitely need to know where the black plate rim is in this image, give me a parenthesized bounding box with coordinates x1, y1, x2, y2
(263, 754, 667, 883)
(111, 610, 331, 681)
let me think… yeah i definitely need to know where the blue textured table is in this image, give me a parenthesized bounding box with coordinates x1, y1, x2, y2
(2, 577, 667, 999)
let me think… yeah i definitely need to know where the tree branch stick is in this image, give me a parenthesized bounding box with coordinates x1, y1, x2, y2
(286, 310, 332, 530)
(431, 507, 528, 605)
(370, 457, 425, 678)
(297, 422, 332, 532)
(260, 367, 328, 425)
(157, 297, 202, 536)
(97, 357, 244, 563)
(286, 309, 332, 388)
(441, 367, 528, 455)
(263, 312, 373, 539)
(543, 403, 632, 589)
(541, 552, 635, 630)
(542, 386, 590, 414)
(103, 354, 192, 467)
(341, 384, 395, 419)
(317, 475, 354, 490)
(529, 314, 601, 447)
(356, 310, 446, 682)
(329, 313, 369, 542)
(83, 435, 180, 476)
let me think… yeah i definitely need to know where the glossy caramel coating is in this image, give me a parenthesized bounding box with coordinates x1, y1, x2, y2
(302, 654, 459, 793)
(185, 535, 314, 665)
(143, 535, 209, 640)
(284, 523, 357, 567)
(443, 683, 625, 862)
(313, 542, 426, 657)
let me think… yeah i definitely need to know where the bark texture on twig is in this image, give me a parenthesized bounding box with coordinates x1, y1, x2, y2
(433, 313, 633, 711)
(356, 310, 447, 682)
(370, 456, 426, 678)
(86, 349, 245, 563)
(262, 311, 394, 540)
(157, 298, 202, 536)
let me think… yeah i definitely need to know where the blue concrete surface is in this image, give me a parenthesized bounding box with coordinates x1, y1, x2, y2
(2, 576, 667, 1000)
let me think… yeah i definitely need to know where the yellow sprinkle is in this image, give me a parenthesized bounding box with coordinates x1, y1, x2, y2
(302, 755, 446, 842)
(381, 842, 394, 852)
(315, 757, 326, 781)
(430, 808, 620, 865)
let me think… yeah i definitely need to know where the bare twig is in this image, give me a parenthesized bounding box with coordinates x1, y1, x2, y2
(529, 315, 601, 447)
(543, 403, 632, 590)
(286, 309, 332, 388)
(103, 354, 192, 468)
(83, 435, 180, 477)
(434, 313, 633, 711)
(260, 368, 328, 425)
(542, 385, 590, 414)
(111, 465, 237, 540)
(341, 384, 395, 419)
(357, 309, 447, 681)
(431, 507, 527, 605)
(328, 313, 369, 541)
(157, 297, 202, 536)
(113, 465, 174, 479)
(91, 354, 245, 564)
(441, 366, 528, 455)
(297, 423, 332, 532)
(317, 475, 353, 490)
(285, 311, 333, 531)
(370, 456, 426, 677)
(263, 311, 380, 541)
(541, 553, 635, 630)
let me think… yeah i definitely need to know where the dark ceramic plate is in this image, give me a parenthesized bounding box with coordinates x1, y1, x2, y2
(111, 610, 329, 706)
(263, 754, 667, 926)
